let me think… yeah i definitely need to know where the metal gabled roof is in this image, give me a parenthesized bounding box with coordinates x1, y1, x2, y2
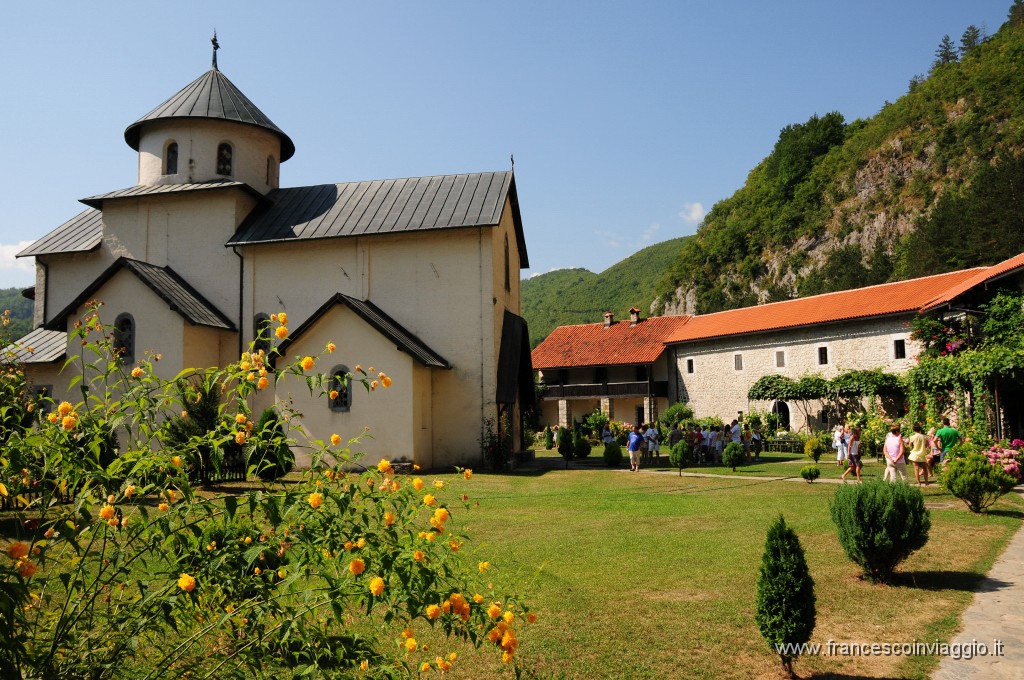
(80, 180, 261, 209)
(17, 209, 103, 258)
(278, 293, 450, 369)
(226, 170, 529, 267)
(45, 258, 235, 332)
(3, 328, 66, 364)
(124, 68, 295, 161)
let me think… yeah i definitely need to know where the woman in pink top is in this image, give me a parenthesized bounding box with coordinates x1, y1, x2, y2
(883, 423, 907, 482)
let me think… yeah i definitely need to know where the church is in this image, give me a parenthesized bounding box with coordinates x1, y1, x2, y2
(11, 41, 534, 470)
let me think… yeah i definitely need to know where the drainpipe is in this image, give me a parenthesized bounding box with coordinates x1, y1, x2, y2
(232, 246, 244, 357)
(41, 260, 49, 327)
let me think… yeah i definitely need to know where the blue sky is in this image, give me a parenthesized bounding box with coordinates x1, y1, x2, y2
(0, 0, 1013, 288)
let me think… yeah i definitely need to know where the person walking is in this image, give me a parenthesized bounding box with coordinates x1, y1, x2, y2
(833, 423, 848, 467)
(907, 423, 931, 485)
(751, 424, 763, 462)
(645, 422, 660, 462)
(883, 423, 907, 482)
(602, 424, 614, 447)
(627, 425, 643, 472)
(840, 427, 863, 483)
(935, 417, 962, 462)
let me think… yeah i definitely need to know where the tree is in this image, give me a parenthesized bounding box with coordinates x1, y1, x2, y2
(933, 34, 959, 70)
(1009, 0, 1024, 27)
(755, 515, 816, 679)
(960, 25, 983, 56)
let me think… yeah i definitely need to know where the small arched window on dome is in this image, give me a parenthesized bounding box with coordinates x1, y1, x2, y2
(164, 142, 178, 175)
(113, 313, 135, 364)
(217, 143, 233, 176)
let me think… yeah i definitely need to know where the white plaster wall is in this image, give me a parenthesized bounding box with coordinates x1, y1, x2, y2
(137, 119, 281, 193)
(278, 304, 426, 467)
(38, 250, 118, 326)
(672, 316, 916, 429)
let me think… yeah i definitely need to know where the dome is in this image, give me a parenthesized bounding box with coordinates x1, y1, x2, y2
(124, 68, 295, 162)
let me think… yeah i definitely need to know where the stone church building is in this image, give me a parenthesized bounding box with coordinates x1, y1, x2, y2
(11, 47, 534, 470)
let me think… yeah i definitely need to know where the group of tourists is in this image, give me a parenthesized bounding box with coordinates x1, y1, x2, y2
(623, 423, 661, 471)
(832, 417, 962, 485)
(658, 420, 764, 466)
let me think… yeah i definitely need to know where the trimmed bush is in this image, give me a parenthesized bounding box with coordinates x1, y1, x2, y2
(830, 480, 930, 583)
(668, 440, 692, 476)
(573, 433, 592, 459)
(799, 465, 820, 483)
(557, 428, 573, 468)
(249, 408, 295, 481)
(659, 402, 694, 432)
(722, 442, 745, 471)
(803, 436, 827, 463)
(543, 427, 554, 450)
(603, 441, 623, 467)
(941, 453, 1017, 513)
(755, 515, 816, 679)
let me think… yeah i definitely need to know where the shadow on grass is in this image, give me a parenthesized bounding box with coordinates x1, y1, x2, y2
(804, 673, 903, 679)
(982, 507, 1024, 520)
(897, 570, 1012, 592)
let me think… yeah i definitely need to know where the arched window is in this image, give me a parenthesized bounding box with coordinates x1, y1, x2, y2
(165, 142, 178, 175)
(253, 313, 272, 354)
(503, 234, 511, 291)
(328, 365, 352, 412)
(217, 143, 233, 176)
(113, 313, 135, 364)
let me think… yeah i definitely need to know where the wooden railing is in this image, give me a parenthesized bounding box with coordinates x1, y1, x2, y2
(541, 381, 668, 399)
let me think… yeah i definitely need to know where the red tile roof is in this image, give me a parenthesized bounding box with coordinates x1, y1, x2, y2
(532, 315, 691, 369)
(666, 268, 985, 344)
(920, 252, 1024, 313)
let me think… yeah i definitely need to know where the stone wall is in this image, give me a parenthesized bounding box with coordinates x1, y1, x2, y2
(671, 315, 915, 429)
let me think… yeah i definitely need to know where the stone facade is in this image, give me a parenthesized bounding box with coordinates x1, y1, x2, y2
(671, 316, 915, 429)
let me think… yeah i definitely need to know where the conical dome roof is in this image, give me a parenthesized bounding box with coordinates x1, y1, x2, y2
(124, 68, 295, 161)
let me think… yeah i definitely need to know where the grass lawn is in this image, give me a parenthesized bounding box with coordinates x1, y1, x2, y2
(420, 458, 1023, 679)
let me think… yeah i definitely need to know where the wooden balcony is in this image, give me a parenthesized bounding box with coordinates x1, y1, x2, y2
(541, 381, 668, 399)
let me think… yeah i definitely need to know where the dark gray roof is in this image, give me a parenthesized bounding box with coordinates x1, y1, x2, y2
(278, 293, 450, 369)
(80, 180, 259, 210)
(45, 258, 235, 332)
(4, 328, 66, 364)
(124, 68, 295, 161)
(227, 170, 529, 267)
(17, 209, 103, 258)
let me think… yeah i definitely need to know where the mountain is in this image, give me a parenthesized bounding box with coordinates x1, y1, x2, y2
(521, 236, 690, 347)
(0, 287, 34, 342)
(657, 6, 1024, 315)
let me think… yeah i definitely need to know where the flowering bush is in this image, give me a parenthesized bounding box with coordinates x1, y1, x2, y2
(983, 445, 1022, 481)
(480, 415, 511, 471)
(0, 305, 533, 677)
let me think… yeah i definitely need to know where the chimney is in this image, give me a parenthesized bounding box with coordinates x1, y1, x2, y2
(603, 311, 614, 328)
(629, 306, 641, 325)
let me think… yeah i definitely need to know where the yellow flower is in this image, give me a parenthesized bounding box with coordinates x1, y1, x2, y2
(423, 494, 436, 507)
(17, 560, 38, 579)
(377, 459, 393, 475)
(349, 558, 365, 576)
(413, 550, 425, 562)
(57, 401, 73, 416)
(381, 374, 392, 388)
(131, 367, 144, 378)
(426, 604, 441, 619)
(6, 542, 30, 560)
(329, 389, 339, 400)
(124, 484, 136, 498)
(413, 478, 424, 491)
(478, 561, 490, 573)
(503, 610, 514, 623)
(487, 604, 502, 619)
(433, 480, 444, 490)
(419, 662, 431, 673)
(235, 414, 247, 425)
(171, 456, 183, 468)
(178, 573, 197, 592)
(278, 568, 287, 579)
(502, 650, 514, 664)
(473, 593, 484, 604)
(463, 469, 473, 480)
(361, 660, 370, 671)
(61, 415, 77, 431)
(356, 537, 367, 549)
(254, 567, 262, 575)
(527, 612, 538, 623)
(401, 627, 414, 639)
(308, 492, 323, 509)
(99, 504, 116, 521)
(275, 325, 288, 339)
(300, 356, 314, 371)
(258, 377, 269, 390)
(404, 637, 417, 653)
(330, 433, 341, 446)
(327, 342, 336, 353)
(240, 360, 251, 371)
(278, 312, 288, 325)
(384, 511, 395, 526)
(158, 502, 169, 512)
(235, 431, 246, 445)
(47, 413, 58, 424)
(370, 380, 379, 391)
(368, 366, 375, 373)
(354, 364, 364, 374)
(368, 576, 385, 596)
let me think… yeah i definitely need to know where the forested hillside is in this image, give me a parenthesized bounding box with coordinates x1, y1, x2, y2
(657, 3, 1024, 315)
(521, 236, 689, 346)
(0, 287, 34, 340)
